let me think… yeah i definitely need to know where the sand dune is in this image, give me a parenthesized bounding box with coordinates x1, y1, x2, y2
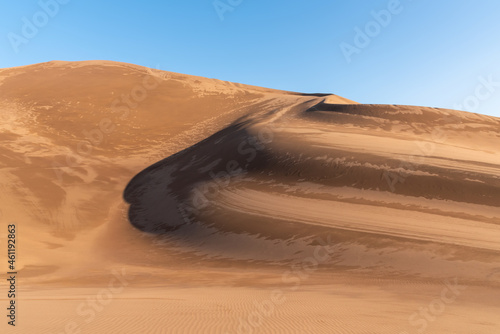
(0, 61, 499, 333)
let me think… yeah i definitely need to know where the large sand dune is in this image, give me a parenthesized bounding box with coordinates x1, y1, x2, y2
(0, 61, 499, 333)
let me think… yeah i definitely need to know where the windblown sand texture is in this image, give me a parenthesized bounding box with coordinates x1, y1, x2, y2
(0, 61, 499, 333)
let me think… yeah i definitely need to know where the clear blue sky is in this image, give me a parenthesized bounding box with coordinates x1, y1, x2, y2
(2, 0, 500, 117)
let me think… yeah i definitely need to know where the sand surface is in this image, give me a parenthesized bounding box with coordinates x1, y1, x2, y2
(0, 61, 499, 333)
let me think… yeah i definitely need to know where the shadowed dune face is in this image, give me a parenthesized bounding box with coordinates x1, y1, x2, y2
(124, 122, 273, 232)
(124, 94, 500, 269)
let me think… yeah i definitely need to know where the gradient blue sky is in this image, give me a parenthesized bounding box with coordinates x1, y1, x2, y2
(2, 0, 500, 117)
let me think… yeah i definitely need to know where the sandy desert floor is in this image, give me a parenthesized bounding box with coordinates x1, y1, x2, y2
(0, 61, 499, 333)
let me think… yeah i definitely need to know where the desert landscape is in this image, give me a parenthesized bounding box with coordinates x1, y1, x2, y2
(1, 60, 499, 333)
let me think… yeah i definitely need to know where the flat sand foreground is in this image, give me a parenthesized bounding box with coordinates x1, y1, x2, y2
(0, 61, 499, 333)
(4, 280, 500, 334)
